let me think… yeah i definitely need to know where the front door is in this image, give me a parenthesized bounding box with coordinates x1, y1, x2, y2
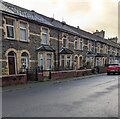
(8, 56, 16, 75)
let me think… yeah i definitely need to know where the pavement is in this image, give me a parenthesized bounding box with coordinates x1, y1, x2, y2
(2, 73, 106, 92)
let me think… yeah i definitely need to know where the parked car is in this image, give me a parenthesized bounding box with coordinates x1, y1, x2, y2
(107, 64, 120, 75)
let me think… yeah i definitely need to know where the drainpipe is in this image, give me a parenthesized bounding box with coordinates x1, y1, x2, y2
(57, 30, 60, 71)
(94, 40, 96, 67)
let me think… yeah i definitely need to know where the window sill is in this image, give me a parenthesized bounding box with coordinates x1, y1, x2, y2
(20, 40, 30, 43)
(80, 49, 83, 51)
(74, 49, 81, 51)
(5, 37, 16, 40)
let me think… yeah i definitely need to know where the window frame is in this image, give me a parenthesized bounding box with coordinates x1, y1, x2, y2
(63, 38, 68, 48)
(74, 37, 79, 50)
(39, 53, 44, 70)
(47, 54, 52, 70)
(97, 43, 101, 53)
(80, 38, 83, 50)
(6, 18, 15, 39)
(19, 21, 28, 42)
(88, 40, 91, 51)
(41, 27, 49, 45)
(21, 56, 28, 72)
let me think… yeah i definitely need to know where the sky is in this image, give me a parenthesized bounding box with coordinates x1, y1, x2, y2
(3, 0, 120, 42)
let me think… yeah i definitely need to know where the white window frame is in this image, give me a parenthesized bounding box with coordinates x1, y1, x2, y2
(80, 38, 83, 50)
(47, 54, 52, 70)
(20, 22, 28, 42)
(97, 43, 100, 53)
(39, 54, 44, 70)
(74, 38, 79, 49)
(41, 28, 49, 44)
(66, 55, 72, 68)
(63, 38, 68, 48)
(6, 18, 15, 39)
(88, 40, 92, 51)
(21, 56, 28, 72)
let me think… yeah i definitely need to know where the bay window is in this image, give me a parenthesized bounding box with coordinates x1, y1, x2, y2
(39, 54, 44, 70)
(47, 54, 52, 70)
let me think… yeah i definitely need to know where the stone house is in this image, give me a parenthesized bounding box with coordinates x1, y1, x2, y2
(1, 1, 120, 76)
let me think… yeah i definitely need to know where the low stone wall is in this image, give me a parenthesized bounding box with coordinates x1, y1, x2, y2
(38, 73, 44, 81)
(98, 67, 107, 73)
(1, 67, 107, 86)
(2, 74, 27, 87)
(51, 69, 93, 80)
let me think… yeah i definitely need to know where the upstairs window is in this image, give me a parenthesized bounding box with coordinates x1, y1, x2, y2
(97, 43, 100, 53)
(88, 40, 91, 51)
(6, 18, 15, 39)
(80, 38, 83, 50)
(63, 38, 68, 48)
(41, 28, 49, 44)
(74, 41, 78, 49)
(20, 22, 28, 41)
(74, 38, 79, 49)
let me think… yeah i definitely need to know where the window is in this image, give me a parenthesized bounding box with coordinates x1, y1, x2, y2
(67, 56, 70, 68)
(97, 43, 100, 53)
(39, 54, 44, 70)
(96, 58, 100, 66)
(47, 54, 52, 70)
(74, 41, 77, 49)
(74, 38, 79, 49)
(63, 38, 68, 48)
(20, 22, 28, 41)
(6, 18, 15, 39)
(41, 28, 49, 44)
(21, 53, 29, 72)
(88, 40, 91, 51)
(80, 38, 83, 50)
(67, 56, 72, 68)
(61, 55, 65, 68)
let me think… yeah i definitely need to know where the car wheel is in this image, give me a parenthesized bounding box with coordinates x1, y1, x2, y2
(107, 72, 110, 75)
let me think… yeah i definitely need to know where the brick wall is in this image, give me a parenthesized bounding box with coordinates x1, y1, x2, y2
(50, 69, 93, 80)
(98, 67, 107, 73)
(2, 74, 27, 87)
(38, 73, 44, 81)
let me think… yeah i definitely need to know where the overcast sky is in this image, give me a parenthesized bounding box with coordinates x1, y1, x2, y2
(3, 0, 120, 41)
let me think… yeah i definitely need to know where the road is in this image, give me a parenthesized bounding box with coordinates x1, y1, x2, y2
(2, 74, 119, 117)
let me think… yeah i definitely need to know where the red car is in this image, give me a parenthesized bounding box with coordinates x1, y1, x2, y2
(107, 64, 120, 75)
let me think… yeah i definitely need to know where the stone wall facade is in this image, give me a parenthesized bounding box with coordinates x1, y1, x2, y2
(1, 1, 120, 77)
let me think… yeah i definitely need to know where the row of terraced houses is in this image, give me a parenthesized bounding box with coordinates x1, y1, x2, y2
(1, 1, 120, 77)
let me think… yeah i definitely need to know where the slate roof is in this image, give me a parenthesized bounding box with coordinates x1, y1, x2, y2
(95, 53, 107, 57)
(59, 48, 73, 54)
(36, 44, 55, 52)
(1, 1, 120, 49)
(1, 1, 53, 26)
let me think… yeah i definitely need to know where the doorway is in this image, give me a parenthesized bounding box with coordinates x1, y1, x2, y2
(8, 51, 16, 75)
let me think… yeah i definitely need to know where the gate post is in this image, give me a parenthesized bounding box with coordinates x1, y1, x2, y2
(49, 70, 51, 79)
(35, 67, 38, 81)
(26, 68, 28, 83)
